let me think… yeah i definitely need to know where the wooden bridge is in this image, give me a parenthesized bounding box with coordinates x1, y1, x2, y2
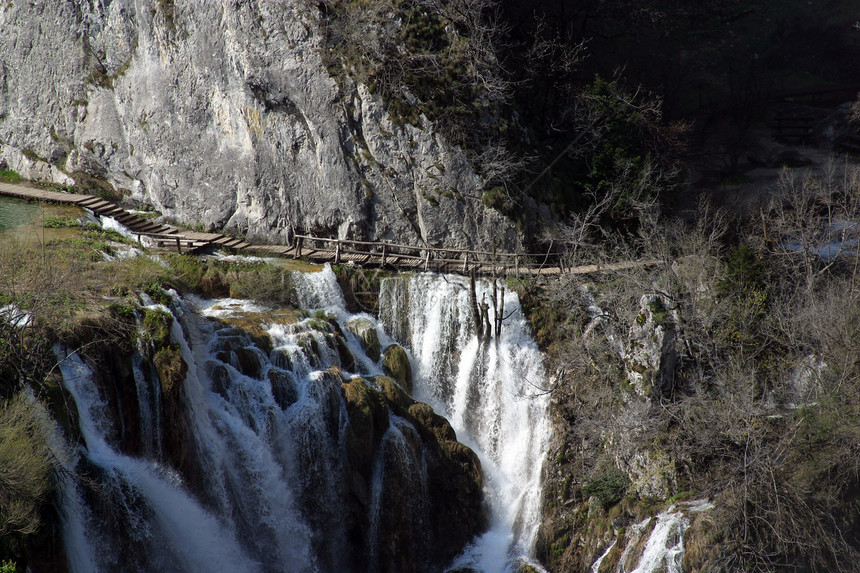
(0, 181, 658, 277)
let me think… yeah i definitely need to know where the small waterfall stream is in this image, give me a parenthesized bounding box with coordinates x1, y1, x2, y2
(52, 265, 552, 572)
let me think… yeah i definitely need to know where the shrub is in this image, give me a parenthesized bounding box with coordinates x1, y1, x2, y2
(163, 254, 205, 292)
(582, 470, 629, 509)
(0, 394, 53, 538)
(229, 264, 295, 304)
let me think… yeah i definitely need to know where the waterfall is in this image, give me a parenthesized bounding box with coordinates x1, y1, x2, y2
(52, 265, 551, 572)
(380, 273, 552, 572)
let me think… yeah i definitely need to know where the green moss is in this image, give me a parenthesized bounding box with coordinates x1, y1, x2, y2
(0, 170, 20, 183)
(42, 217, 82, 229)
(154, 345, 186, 394)
(382, 344, 412, 394)
(21, 149, 45, 163)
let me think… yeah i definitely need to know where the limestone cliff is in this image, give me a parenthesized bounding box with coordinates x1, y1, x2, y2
(0, 0, 518, 249)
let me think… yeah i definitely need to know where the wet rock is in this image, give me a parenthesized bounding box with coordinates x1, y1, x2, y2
(342, 376, 390, 478)
(268, 368, 298, 410)
(269, 347, 293, 371)
(344, 317, 381, 362)
(382, 344, 413, 395)
(330, 333, 357, 372)
(233, 346, 264, 379)
(374, 375, 413, 412)
(407, 402, 457, 442)
(208, 362, 232, 400)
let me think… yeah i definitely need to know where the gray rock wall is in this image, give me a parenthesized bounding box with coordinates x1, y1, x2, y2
(0, 0, 518, 250)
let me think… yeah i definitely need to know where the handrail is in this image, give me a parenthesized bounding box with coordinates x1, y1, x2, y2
(292, 234, 561, 262)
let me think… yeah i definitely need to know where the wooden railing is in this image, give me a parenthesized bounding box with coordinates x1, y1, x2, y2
(291, 234, 566, 275)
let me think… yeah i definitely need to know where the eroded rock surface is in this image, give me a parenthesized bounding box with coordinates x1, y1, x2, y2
(0, 1, 517, 250)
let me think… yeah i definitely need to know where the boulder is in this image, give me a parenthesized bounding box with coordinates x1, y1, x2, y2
(382, 344, 413, 395)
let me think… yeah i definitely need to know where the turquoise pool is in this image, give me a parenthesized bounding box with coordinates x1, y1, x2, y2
(0, 195, 42, 232)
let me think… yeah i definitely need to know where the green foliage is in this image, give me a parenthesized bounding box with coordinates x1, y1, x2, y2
(717, 243, 763, 296)
(517, 286, 586, 352)
(582, 470, 629, 509)
(0, 560, 16, 573)
(110, 255, 175, 299)
(229, 263, 295, 304)
(647, 297, 668, 325)
(162, 254, 205, 292)
(0, 170, 20, 184)
(141, 308, 172, 349)
(42, 217, 81, 229)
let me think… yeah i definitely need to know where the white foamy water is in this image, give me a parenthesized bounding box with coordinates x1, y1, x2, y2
(629, 500, 714, 573)
(380, 273, 552, 572)
(54, 347, 265, 573)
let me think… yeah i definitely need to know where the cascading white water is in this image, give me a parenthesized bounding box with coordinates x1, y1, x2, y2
(628, 500, 714, 573)
(380, 273, 552, 572)
(53, 264, 551, 572)
(593, 499, 714, 573)
(55, 347, 263, 573)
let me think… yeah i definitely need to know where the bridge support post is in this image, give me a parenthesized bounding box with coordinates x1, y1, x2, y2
(381, 242, 387, 267)
(515, 254, 519, 276)
(335, 240, 341, 264)
(424, 249, 430, 271)
(295, 237, 303, 259)
(462, 252, 468, 273)
(175, 237, 182, 253)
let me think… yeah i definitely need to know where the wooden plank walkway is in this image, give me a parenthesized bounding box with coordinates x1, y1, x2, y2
(0, 181, 661, 277)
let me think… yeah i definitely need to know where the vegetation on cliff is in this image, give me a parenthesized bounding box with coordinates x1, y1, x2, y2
(528, 161, 860, 571)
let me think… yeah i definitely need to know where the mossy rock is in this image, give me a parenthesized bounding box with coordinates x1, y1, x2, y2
(344, 317, 381, 362)
(407, 402, 456, 442)
(342, 377, 389, 442)
(200, 268, 229, 298)
(209, 363, 231, 400)
(233, 346, 264, 380)
(329, 333, 357, 372)
(154, 345, 187, 394)
(342, 376, 389, 477)
(382, 344, 412, 395)
(374, 375, 414, 411)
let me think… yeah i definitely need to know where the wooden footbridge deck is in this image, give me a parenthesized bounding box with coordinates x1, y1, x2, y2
(0, 182, 659, 277)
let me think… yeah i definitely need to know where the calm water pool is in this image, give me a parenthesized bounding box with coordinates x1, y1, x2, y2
(0, 195, 84, 244)
(0, 195, 42, 232)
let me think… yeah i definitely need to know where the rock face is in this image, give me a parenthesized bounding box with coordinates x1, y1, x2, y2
(0, 1, 518, 250)
(341, 374, 486, 572)
(622, 295, 678, 400)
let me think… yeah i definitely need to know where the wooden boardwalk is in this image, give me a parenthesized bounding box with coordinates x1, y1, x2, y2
(0, 181, 660, 277)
